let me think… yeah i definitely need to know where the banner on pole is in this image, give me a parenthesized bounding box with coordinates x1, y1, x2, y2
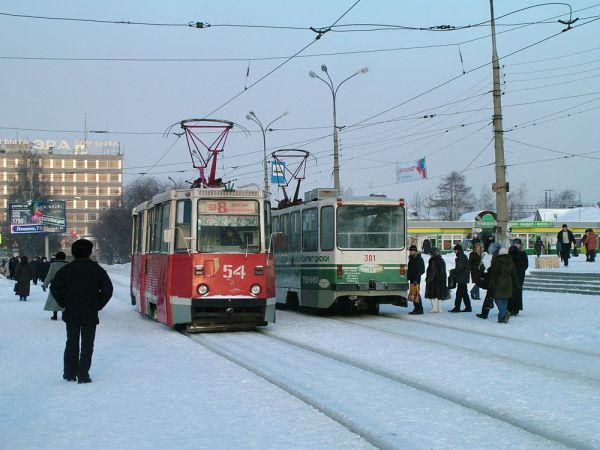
(396, 158, 427, 182)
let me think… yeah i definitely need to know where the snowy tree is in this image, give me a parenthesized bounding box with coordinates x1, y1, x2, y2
(427, 172, 473, 220)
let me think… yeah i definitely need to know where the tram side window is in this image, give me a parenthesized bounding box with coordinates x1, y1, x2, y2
(132, 214, 143, 254)
(152, 206, 164, 253)
(321, 206, 334, 251)
(175, 199, 192, 253)
(146, 208, 156, 253)
(160, 202, 171, 253)
(281, 213, 291, 252)
(302, 208, 318, 251)
(291, 211, 301, 252)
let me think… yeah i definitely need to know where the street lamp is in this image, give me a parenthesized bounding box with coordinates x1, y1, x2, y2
(309, 64, 368, 191)
(246, 110, 288, 196)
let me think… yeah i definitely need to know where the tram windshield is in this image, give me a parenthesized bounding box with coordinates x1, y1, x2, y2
(197, 199, 260, 253)
(336, 205, 405, 249)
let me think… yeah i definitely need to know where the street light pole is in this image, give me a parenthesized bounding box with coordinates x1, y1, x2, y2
(309, 64, 368, 192)
(246, 111, 288, 197)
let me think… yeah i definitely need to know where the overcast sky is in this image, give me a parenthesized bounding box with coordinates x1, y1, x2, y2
(1, 1, 598, 206)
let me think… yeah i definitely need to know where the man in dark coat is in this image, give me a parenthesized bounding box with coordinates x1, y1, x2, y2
(407, 244, 425, 315)
(51, 239, 113, 384)
(14, 256, 33, 301)
(557, 224, 575, 267)
(488, 247, 521, 323)
(508, 239, 528, 316)
(449, 244, 471, 312)
(8, 255, 19, 280)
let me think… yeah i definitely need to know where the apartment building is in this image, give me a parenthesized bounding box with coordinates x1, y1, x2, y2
(0, 138, 123, 253)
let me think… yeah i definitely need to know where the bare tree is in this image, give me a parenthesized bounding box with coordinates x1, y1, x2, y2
(474, 184, 495, 211)
(93, 176, 169, 263)
(123, 177, 170, 210)
(409, 191, 431, 220)
(427, 171, 473, 220)
(507, 182, 530, 219)
(551, 189, 578, 208)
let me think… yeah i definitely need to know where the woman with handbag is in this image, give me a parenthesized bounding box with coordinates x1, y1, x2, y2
(425, 247, 448, 313)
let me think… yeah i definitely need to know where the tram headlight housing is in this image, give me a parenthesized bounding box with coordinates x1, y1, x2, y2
(197, 284, 209, 295)
(250, 284, 261, 296)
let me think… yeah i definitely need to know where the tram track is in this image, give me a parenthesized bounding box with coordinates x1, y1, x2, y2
(376, 311, 600, 359)
(329, 314, 600, 386)
(185, 329, 592, 450)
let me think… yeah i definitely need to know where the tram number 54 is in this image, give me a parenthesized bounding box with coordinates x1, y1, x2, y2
(223, 264, 246, 280)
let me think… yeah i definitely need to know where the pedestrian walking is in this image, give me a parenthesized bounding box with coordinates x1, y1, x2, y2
(50, 239, 113, 384)
(487, 247, 520, 323)
(449, 244, 471, 312)
(424, 247, 448, 313)
(585, 228, 597, 262)
(468, 242, 484, 300)
(557, 224, 575, 267)
(476, 242, 500, 320)
(30, 255, 40, 285)
(42, 252, 68, 320)
(14, 256, 33, 301)
(508, 239, 528, 316)
(38, 256, 51, 283)
(8, 255, 19, 280)
(534, 237, 545, 257)
(407, 244, 425, 315)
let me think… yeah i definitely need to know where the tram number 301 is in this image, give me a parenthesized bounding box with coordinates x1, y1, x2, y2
(223, 264, 246, 279)
(364, 254, 376, 262)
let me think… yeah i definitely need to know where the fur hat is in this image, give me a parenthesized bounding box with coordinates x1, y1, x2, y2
(409, 244, 418, 251)
(55, 251, 67, 261)
(562, 224, 568, 228)
(71, 239, 93, 259)
(453, 244, 463, 251)
(499, 247, 509, 255)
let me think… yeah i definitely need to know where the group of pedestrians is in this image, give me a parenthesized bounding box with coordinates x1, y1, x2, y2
(5, 240, 113, 384)
(408, 237, 530, 324)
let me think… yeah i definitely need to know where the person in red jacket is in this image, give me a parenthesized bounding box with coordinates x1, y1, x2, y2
(585, 228, 597, 262)
(51, 239, 113, 384)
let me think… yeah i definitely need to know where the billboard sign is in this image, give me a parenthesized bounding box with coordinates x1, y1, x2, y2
(9, 201, 67, 234)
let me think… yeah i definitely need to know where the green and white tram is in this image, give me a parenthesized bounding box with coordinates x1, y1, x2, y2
(272, 188, 409, 313)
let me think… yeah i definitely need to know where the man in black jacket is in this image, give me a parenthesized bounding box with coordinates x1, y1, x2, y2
(51, 239, 113, 384)
(557, 224, 575, 267)
(407, 245, 425, 315)
(449, 244, 471, 312)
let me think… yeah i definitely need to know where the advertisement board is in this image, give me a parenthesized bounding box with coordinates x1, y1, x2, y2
(9, 201, 67, 234)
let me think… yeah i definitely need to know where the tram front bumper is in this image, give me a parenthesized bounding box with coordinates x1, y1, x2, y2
(171, 296, 274, 332)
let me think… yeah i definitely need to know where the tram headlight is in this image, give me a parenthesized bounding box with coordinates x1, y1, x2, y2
(197, 284, 209, 295)
(250, 284, 261, 296)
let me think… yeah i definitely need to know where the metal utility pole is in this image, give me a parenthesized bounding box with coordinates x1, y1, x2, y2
(490, 0, 509, 245)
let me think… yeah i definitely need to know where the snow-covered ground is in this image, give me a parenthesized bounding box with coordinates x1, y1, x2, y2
(1, 254, 599, 449)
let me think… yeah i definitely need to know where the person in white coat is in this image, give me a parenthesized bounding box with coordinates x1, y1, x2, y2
(43, 251, 68, 320)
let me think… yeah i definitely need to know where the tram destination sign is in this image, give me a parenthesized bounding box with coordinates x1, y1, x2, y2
(9, 201, 67, 234)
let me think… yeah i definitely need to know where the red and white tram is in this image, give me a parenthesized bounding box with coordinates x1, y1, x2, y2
(130, 119, 275, 331)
